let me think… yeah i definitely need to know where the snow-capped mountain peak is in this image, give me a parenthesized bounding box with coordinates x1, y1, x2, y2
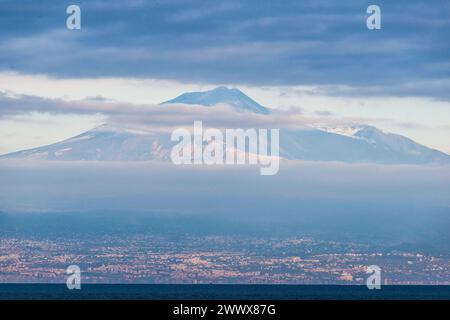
(161, 86, 271, 114)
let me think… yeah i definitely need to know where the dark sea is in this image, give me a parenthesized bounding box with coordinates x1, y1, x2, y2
(0, 284, 449, 300)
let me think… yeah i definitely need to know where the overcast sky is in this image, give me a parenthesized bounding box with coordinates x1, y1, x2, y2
(0, 0, 449, 154)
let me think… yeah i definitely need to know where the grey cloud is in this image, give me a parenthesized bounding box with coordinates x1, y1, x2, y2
(0, 0, 449, 99)
(0, 91, 315, 130)
(0, 91, 428, 133)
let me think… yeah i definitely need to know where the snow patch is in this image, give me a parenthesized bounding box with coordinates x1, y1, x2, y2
(54, 148, 72, 157)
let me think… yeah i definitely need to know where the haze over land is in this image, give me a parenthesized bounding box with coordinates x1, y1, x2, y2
(1, 87, 449, 254)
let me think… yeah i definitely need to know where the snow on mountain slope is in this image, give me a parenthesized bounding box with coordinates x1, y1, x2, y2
(280, 127, 450, 164)
(310, 125, 450, 163)
(2, 125, 172, 161)
(3, 124, 449, 164)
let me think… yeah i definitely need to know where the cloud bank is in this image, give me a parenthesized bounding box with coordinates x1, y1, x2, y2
(1, 159, 449, 251)
(0, 0, 449, 99)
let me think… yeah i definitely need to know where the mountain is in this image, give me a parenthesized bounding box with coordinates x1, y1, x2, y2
(280, 126, 450, 164)
(3, 124, 449, 164)
(162, 86, 271, 114)
(2, 87, 450, 164)
(2, 125, 172, 161)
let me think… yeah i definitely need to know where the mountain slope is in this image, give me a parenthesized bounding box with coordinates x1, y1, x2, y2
(162, 86, 271, 114)
(2, 125, 172, 161)
(3, 124, 449, 164)
(280, 126, 450, 164)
